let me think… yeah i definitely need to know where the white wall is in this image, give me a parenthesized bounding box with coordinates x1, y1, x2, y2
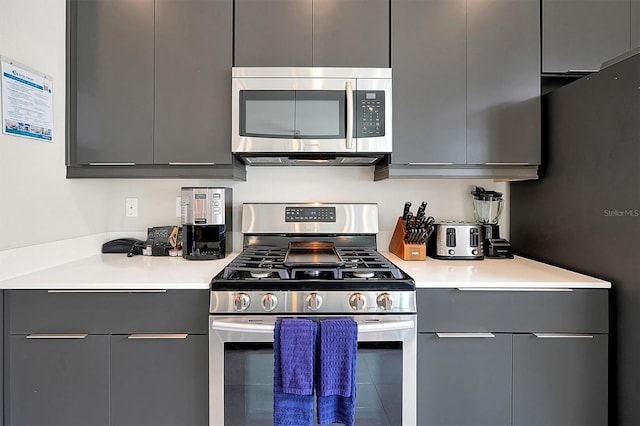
(0, 0, 509, 253)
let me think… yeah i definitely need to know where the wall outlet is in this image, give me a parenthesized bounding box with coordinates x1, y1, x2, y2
(176, 196, 182, 218)
(125, 198, 138, 217)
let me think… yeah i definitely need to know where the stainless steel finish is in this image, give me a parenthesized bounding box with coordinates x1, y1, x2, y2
(456, 288, 574, 292)
(408, 162, 454, 166)
(168, 162, 215, 166)
(26, 334, 88, 339)
(346, 80, 354, 150)
(305, 293, 323, 311)
(436, 332, 496, 338)
(88, 162, 136, 166)
(261, 293, 278, 312)
(181, 187, 230, 226)
(127, 333, 188, 339)
(233, 293, 251, 312)
(348, 293, 366, 311)
(232, 67, 392, 155)
(376, 292, 393, 310)
(241, 203, 379, 234)
(533, 333, 594, 339)
(567, 69, 599, 73)
(432, 222, 484, 259)
(211, 290, 416, 315)
(46, 290, 168, 293)
(209, 314, 417, 426)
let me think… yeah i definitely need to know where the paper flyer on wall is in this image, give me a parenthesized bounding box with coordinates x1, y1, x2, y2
(1, 56, 53, 142)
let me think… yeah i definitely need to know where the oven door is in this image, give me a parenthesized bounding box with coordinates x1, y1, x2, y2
(209, 315, 416, 426)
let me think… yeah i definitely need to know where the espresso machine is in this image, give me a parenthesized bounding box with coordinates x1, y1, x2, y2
(471, 186, 513, 259)
(181, 187, 232, 260)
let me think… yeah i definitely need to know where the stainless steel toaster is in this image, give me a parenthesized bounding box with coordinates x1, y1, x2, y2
(428, 222, 484, 260)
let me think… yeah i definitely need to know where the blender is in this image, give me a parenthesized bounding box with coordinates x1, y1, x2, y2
(471, 187, 513, 259)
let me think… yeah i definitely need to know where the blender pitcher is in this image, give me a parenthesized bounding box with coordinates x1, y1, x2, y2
(471, 186, 504, 224)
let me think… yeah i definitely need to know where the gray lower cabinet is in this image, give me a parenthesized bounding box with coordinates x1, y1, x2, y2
(512, 334, 609, 426)
(418, 333, 512, 426)
(382, 0, 539, 179)
(234, 0, 389, 67)
(5, 290, 209, 426)
(542, 0, 631, 73)
(110, 334, 208, 426)
(417, 288, 609, 426)
(634, 0, 640, 48)
(8, 335, 111, 426)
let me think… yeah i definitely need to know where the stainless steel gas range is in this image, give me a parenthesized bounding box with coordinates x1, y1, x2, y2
(209, 203, 417, 426)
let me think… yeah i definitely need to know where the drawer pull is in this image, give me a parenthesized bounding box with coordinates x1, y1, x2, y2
(436, 332, 495, 338)
(457, 287, 573, 292)
(168, 162, 215, 166)
(89, 162, 136, 166)
(27, 334, 88, 339)
(128, 333, 188, 339)
(533, 333, 594, 339)
(47, 290, 168, 293)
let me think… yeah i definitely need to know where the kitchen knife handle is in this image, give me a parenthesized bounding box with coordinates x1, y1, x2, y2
(402, 201, 411, 220)
(416, 201, 427, 219)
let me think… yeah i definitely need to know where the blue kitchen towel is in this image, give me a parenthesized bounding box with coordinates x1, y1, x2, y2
(317, 318, 358, 426)
(274, 319, 317, 426)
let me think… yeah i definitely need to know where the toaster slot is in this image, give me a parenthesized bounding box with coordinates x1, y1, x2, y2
(446, 228, 456, 247)
(470, 228, 479, 248)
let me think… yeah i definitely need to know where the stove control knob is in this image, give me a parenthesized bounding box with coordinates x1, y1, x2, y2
(306, 293, 323, 311)
(261, 293, 278, 312)
(376, 293, 393, 311)
(349, 293, 366, 311)
(233, 293, 251, 312)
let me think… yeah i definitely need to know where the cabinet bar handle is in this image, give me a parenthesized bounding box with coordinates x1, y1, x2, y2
(88, 162, 136, 166)
(27, 334, 88, 339)
(457, 287, 573, 292)
(408, 162, 453, 166)
(533, 333, 594, 339)
(168, 162, 215, 166)
(128, 333, 188, 339)
(345, 80, 353, 150)
(567, 69, 598, 73)
(436, 332, 495, 338)
(484, 162, 530, 166)
(47, 290, 168, 293)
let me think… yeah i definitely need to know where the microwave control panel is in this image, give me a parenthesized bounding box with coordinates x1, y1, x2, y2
(355, 90, 385, 138)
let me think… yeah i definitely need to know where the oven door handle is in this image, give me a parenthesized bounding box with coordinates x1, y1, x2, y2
(211, 319, 415, 334)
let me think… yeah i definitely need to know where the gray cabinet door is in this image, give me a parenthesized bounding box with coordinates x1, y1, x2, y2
(75, 0, 154, 164)
(542, 0, 631, 73)
(391, 0, 466, 165)
(466, 0, 540, 165)
(633, 0, 640, 48)
(154, 0, 233, 165)
(8, 335, 110, 426)
(313, 0, 389, 67)
(110, 334, 208, 426)
(513, 334, 608, 426)
(234, 0, 313, 66)
(417, 333, 512, 426)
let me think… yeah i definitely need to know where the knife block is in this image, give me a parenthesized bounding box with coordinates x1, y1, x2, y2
(388, 217, 426, 261)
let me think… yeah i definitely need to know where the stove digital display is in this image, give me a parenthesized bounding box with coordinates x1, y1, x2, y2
(285, 206, 336, 222)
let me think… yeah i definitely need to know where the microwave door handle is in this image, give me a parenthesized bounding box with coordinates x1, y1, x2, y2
(346, 80, 354, 150)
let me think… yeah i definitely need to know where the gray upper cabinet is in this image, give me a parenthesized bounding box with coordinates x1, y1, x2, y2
(383, 0, 540, 176)
(312, 0, 389, 67)
(391, 0, 466, 165)
(234, 0, 389, 67)
(466, 0, 540, 165)
(234, 0, 313, 67)
(75, 0, 154, 165)
(633, 0, 640, 48)
(542, 0, 631, 73)
(154, 0, 233, 165)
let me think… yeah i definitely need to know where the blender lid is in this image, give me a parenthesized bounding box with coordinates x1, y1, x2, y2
(471, 186, 503, 201)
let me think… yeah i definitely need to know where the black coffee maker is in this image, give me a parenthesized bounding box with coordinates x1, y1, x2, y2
(471, 186, 513, 259)
(181, 187, 232, 260)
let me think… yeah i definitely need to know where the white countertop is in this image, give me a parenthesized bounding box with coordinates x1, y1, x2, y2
(0, 252, 610, 290)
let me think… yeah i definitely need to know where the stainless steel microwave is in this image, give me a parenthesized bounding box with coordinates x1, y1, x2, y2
(231, 67, 392, 166)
